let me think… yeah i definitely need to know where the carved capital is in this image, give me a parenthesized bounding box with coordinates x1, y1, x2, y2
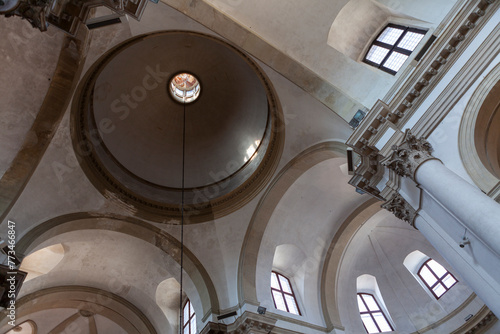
(381, 193, 417, 228)
(382, 129, 438, 180)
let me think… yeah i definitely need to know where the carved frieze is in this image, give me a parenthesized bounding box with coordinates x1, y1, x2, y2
(381, 193, 417, 228)
(382, 129, 438, 180)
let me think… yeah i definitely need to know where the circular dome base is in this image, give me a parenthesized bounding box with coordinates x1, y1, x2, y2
(71, 31, 285, 223)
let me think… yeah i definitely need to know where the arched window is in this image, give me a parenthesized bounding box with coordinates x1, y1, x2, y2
(418, 259, 457, 299)
(364, 24, 426, 75)
(357, 293, 393, 333)
(183, 299, 196, 334)
(270, 271, 301, 315)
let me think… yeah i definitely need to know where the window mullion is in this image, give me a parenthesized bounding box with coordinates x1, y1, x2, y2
(394, 28, 409, 48)
(370, 312, 382, 333)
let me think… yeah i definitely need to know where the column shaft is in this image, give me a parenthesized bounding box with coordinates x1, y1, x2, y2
(415, 159, 500, 257)
(415, 215, 500, 317)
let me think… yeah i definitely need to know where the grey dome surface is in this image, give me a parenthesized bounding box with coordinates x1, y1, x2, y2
(93, 31, 269, 188)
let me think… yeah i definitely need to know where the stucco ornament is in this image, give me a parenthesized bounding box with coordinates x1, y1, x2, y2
(382, 129, 438, 180)
(2, 0, 49, 31)
(381, 193, 417, 228)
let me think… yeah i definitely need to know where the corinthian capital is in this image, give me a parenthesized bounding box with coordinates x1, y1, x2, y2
(382, 129, 439, 180)
(381, 193, 417, 228)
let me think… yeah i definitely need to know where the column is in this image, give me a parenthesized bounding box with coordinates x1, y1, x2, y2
(382, 129, 500, 257)
(416, 159, 500, 257)
(382, 129, 500, 317)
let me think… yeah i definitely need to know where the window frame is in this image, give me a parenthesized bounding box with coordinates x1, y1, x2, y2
(182, 298, 196, 334)
(363, 23, 427, 75)
(270, 271, 301, 315)
(357, 293, 394, 333)
(417, 258, 458, 299)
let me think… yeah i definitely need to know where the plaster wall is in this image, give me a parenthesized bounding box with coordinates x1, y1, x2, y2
(0, 19, 65, 179)
(202, 0, 458, 109)
(336, 210, 480, 334)
(255, 158, 368, 327)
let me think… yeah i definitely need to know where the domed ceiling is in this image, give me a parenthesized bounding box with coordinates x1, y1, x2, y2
(71, 31, 284, 223)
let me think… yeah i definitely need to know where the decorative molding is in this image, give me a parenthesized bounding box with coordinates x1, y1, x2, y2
(1, 0, 147, 34)
(382, 129, 438, 180)
(458, 62, 500, 194)
(450, 306, 498, 334)
(200, 311, 276, 334)
(381, 193, 417, 228)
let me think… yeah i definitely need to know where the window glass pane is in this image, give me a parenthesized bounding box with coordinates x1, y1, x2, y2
(383, 52, 408, 72)
(190, 316, 197, 333)
(420, 265, 438, 286)
(184, 303, 189, 325)
(175, 88, 184, 96)
(185, 90, 194, 97)
(361, 314, 380, 334)
(443, 274, 457, 288)
(285, 294, 300, 315)
(373, 312, 392, 332)
(366, 45, 389, 65)
(184, 326, 190, 334)
(433, 283, 446, 298)
(271, 273, 280, 289)
(377, 26, 404, 45)
(428, 260, 447, 278)
(362, 294, 380, 311)
(273, 290, 287, 311)
(279, 275, 292, 293)
(397, 31, 425, 51)
(357, 295, 368, 312)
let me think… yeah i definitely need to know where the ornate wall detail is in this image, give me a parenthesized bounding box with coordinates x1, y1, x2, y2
(1, 0, 147, 34)
(382, 129, 439, 180)
(381, 193, 417, 228)
(464, 311, 497, 334)
(200, 312, 276, 334)
(2, 0, 50, 31)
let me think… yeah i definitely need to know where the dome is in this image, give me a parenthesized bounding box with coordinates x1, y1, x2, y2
(71, 31, 284, 223)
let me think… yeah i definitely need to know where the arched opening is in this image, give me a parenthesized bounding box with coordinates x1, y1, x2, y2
(474, 78, 500, 179)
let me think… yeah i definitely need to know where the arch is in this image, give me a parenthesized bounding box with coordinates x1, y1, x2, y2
(321, 198, 382, 329)
(0, 286, 156, 334)
(15, 212, 220, 320)
(238, 141, 353, 330)
(238, 141, 347, 306)
(459, 62, 500, 198)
